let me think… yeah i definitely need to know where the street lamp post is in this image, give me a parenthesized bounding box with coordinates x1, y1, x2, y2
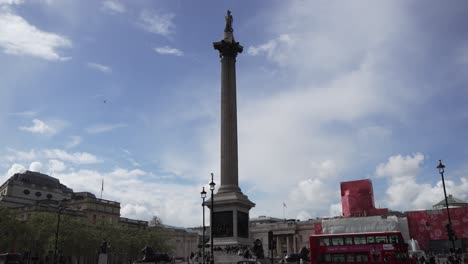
(437, 160, 456, 254)
(209, 173, 216, 264)
(201, 187, 207, 264)
(54, 202, 66, 264)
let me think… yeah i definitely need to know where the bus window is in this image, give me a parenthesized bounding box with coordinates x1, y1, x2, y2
(389, 235, 398, 244)
(320, 238, 330, 246)
(367, 236, 375, 244)
(376, 236, 388, 243)
(355, 253, 369, 262)
(331, 237, 344, 246)
(344, 237, 353, 245)
(354, 236, 366, 245)
(318, 254, 331, 263)
(346, 253, 355, 262)
(332, 254, 345, 263)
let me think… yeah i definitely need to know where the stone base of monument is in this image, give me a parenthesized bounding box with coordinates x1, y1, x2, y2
(98, 254, 108, 264)
(213, 250, 244, 264)
(213, 254, 271, 264)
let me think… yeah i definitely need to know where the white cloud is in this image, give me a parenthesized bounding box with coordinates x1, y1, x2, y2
(156, 1, 422, 222)
(48, 159, 66, 173)
(85, 123, 127, 133)
(5, 148, 37, 161)
(66, 135, 82, 148)
(296, 210, 312, 221)
(4, 148, 100, 165)
(101, 0, 125, 14)
(19, 119, 57, 135)
(329, 203, 343, 218)
(29, 161, 42, 172)
(87, 62, 112, 73)
(247, 34, 294, 65)
(139, 10, 175, 36)
(6, 163, 26, 176)
(121, 203, 147, 217)
(376, 153, 424, 181)
(154, 46, 183, 56)
(375, 153, 468, 210)
(43, 149, 101, 164)
(107, 168, 145, 179)
(7, 110, 37, 117)
(51, 168, 202, 227)
(0, 0, 22, 6)
(0, 12, 71, 60)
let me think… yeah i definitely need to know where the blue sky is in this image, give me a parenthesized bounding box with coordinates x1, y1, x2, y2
(1, 0, 468, 227)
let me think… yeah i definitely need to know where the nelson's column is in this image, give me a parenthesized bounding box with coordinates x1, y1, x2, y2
(207, 10, 255, 249)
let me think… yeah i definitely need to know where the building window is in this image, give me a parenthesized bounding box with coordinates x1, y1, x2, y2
(46, 194, 53, 199)
(35, 191, 42, 197)
(23, 189, 30, 195)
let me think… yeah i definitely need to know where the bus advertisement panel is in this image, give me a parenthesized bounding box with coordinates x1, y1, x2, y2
(309, 231, 410, 264)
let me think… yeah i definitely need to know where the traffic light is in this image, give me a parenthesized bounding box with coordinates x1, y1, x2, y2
(445, 223, 455, 241)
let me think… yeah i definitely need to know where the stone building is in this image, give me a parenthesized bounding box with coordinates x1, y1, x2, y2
(250, 216, 319, 257)
(0, 170, 73, 207)
(0, 171, 198, 260)
(67, 192, 121, 225)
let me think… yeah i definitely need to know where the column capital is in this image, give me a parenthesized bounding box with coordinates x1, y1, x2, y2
(213, 40, 243, 58)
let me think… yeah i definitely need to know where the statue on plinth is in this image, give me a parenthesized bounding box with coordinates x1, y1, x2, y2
(225, 10, 233, 32)
(98, 240, 109, 264)
(99, 240, 108, 254)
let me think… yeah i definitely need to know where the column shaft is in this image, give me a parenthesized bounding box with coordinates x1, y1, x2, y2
(219, 56, 240, 193)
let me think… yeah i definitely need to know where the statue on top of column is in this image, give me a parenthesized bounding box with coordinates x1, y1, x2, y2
(224, 10, 233, 32)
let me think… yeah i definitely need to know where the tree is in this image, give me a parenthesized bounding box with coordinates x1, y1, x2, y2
(148, 216, 163, 227)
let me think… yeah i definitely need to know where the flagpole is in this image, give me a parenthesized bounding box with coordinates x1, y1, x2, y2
(282, 202, 286, 219)
(101, 178, 103, 199)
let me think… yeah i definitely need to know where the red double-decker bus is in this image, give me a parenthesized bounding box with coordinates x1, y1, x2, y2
(309, 231, 410, 264)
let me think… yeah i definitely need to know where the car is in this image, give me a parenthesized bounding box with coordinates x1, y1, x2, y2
(0, 253, 22, 264)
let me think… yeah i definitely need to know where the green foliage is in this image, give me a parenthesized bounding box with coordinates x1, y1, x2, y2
(0, 207, 172, 263)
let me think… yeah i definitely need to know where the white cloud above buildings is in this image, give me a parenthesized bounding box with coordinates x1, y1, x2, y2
(4, 148, 101, 166)
(43, 149, 101, 164)
(6, 163, 26, 177)
(375, 153, 468, 210)
(28, 161, 42, 172)
(48, 159, 66, 173)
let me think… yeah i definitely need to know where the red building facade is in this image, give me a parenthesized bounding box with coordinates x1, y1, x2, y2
(341, 179, 388, 217)
(407, 207, 468, 252)
(338, 179, 468, 252)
